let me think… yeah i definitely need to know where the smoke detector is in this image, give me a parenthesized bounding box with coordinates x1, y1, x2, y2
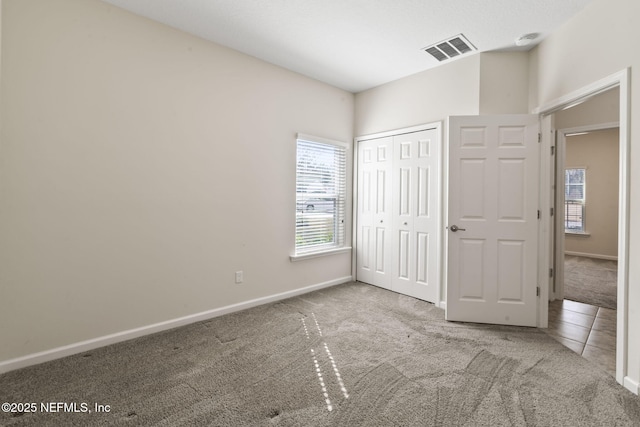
(515, 33, 540, 47)
(422, 34, 477, 62)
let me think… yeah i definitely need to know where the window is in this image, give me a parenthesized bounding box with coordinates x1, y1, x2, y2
(565, 168, 586, 232)
(295, 134, 347, 255)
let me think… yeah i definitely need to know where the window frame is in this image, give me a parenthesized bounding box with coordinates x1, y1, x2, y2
(291, 133, 349, 260)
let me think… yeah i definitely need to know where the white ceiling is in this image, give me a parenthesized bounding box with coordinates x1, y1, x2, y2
(100, 0, 595, 93)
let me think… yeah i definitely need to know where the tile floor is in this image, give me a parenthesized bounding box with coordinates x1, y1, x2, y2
(546, 299, 616, 377)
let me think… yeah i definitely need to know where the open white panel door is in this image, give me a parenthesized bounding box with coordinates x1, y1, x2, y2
(446, 115, 539, 327)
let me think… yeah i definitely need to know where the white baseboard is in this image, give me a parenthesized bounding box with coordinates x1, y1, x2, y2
(624, 376, 639, 395)
(564, 251, 618, 261)
(0, 276, 352, 374)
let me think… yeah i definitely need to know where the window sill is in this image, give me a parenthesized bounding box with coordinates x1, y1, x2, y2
(565, 231, 591, 237)
(290, 247, 352, 262)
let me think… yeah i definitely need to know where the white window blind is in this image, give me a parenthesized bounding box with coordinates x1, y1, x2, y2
(565, 168, 586, 232)
(295, 134, 347, 254)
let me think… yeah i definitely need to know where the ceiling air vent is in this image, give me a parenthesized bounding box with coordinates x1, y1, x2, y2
(423, 34, 476, 62)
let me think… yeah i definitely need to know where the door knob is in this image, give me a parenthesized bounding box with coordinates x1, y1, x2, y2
(449, 225, 466, 232)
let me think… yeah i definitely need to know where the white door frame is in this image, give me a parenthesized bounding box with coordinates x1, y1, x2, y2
(534, 68, 630, 390)
(352, 121, 443, 307)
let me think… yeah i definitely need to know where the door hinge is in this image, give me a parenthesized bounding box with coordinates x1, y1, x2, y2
(537, 210, 541, 219)
(549, 268, 554, 278)
(550, 207, 554, 216)
(551, 146, 555, 155)
(538, 133, 541, 143)
(536, 286, 540, 297)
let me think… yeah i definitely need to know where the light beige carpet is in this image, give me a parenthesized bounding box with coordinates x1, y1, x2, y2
(1, 281, 638, 426)
(564, 255, 618, 309)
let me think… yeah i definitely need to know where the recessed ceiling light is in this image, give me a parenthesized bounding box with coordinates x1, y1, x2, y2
(565, 131, 589, 137)
(515, 33, 539, 47)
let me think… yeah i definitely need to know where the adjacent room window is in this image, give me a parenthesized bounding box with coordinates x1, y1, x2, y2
(295, 134, 347, 254)
(565, 168, 586, 232)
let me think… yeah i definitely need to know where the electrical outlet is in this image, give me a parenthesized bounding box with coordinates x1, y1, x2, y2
(235, 271, 243, 284)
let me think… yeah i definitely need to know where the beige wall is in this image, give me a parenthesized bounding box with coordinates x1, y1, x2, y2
(531, 0, 640, 390)
(0, 0, 354, 362)
(479, 52, 529, 115)
(564, 129, 619, 258)
(355, 51, 530, 137)
(0, 0, 2, 148)
(555, 88, 620, 129)
(354, 54, 481, 136)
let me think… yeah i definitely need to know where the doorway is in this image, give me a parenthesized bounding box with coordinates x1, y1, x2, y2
(561, 126, 619, 307)
(537, 72, 629, 388)
(550, 121, 620, 377)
